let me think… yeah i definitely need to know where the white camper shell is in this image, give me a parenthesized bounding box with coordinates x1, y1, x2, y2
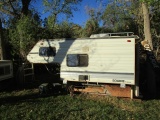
(0, 60, 13, 81)
(27, 32, 140, 98)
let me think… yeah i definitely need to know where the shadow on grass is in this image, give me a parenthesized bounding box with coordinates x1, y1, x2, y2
(1, 78, 160, 105)
(0, 92, 68, 106)
(0, 83, 68, 106)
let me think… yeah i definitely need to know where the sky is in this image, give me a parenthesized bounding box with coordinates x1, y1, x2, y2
(32, 0, 106, 26)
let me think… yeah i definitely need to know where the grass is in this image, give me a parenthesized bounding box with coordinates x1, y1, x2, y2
(0, 89, 160, 120)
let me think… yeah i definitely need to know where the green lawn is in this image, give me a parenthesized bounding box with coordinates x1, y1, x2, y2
(0, 89, 160, 120)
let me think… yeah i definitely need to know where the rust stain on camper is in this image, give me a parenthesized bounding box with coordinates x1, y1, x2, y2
(105, 84, 131, 98)
(82, 46, 89, 52)
(74, 84, 131, 98)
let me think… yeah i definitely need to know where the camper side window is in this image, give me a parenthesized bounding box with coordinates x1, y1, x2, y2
(39, 47, 56, 57)
(67, 54, 88, 67)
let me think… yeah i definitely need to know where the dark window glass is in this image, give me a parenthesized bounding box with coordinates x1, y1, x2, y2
(78, 54, 88, 66)
(39, 47, 56, 57)
(67, 54, 79, 67)
(67, 54, 88, 67)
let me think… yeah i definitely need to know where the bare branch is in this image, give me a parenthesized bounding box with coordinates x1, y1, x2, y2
(0, 8, 16, 17)
(0, 0, 19, 17)
(8, 0, 17, 14)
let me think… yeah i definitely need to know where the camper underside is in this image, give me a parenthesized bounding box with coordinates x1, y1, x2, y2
(61, 71, 136, 98)
(66, 81, 134, 98)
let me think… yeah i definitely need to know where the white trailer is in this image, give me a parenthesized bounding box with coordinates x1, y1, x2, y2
(27, 32, 140, 98)
(0, 60, 13, 81)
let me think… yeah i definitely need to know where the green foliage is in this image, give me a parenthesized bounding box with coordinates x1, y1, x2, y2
(54, 21, 74, 38)
(102, 1, 137, 33)
(53, 21, 82, 38)
(140, 0, 155, 5)
(41, 19, 83, 39)
(82, 19, 100, 37)
(17, 16, 36, 52)
(46, 15, 56, 29)
(9, 16, 39, 60)
(1, 0, 160, 60)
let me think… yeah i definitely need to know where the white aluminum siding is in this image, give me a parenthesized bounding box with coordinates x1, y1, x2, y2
(27, 38, 135, 85)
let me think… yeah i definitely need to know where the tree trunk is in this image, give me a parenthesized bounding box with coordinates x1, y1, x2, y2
(21, 0, 31, 16)
(142, 2, 153, 50)
(0, 19, 5, 60)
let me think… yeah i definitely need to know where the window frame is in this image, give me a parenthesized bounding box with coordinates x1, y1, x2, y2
(39, 47, 56, 57)
(66, 54, 89, 67)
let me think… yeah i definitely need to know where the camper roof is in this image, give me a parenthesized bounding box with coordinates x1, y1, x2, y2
(90, 32, 139, 39)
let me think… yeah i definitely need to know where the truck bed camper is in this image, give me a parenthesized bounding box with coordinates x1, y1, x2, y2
(27, 32, 142, 98)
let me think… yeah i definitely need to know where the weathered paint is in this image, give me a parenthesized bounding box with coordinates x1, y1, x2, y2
(27, 37, 136, 85)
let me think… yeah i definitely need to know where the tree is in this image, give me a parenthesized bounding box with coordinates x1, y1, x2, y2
(0, 0, 33, 17)
(143, 0, 160, 52)
(82, 19, 100, 37)
(71, 24, 83, 38)
(9, 16, 39, 60)
(151, 3, 160, 56)
(82, 1, 106, 37)
(21, 0, 31, 16)
(43, 0, 82, 29)
(54, 21, 75, 38)
(138, 0, 160, 50)
(101, 0, 138, 33)
(0, 0, 41, 60)
(0, 19, 4, 59)
(85, 3, 103, 25)
(101, 0, 159, 51)
(141, 1, 153, 50)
